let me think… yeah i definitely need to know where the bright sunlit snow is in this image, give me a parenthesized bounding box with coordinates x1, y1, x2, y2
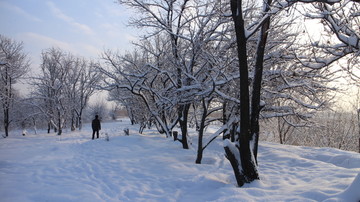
(0, 119, 359, 201)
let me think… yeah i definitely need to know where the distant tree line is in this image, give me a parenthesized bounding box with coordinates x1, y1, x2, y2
(0, 37, 103, 136)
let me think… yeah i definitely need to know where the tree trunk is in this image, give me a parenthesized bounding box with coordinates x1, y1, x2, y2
(57, 110, 62, 136)
(250, 0, 272, 164)
(224, 141, 246, 187)
(222, 101, 228, 140)
(2, 66, 11, 137)
(195, 99, 208, 164)
(3, 107, 9, 137)
(230, 123, 237, 142)
(32, 117, 37, 134)
(71, 111, 76, 131)
(224, 0, 259, 187)
(47, 121, 51, 133)
(278, 117, 284, 144)
(3, 105, 10, 137)
(78, 116, 82, 130)
(178, 104, 190, 149)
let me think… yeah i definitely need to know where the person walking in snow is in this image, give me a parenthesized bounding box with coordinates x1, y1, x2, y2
(92, 115, 101, 140)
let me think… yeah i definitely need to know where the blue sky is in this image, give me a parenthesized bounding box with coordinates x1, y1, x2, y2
(0, 0, 137, 72)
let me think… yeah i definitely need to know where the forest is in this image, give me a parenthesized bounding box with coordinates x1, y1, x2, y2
(0, 0, 359, 187)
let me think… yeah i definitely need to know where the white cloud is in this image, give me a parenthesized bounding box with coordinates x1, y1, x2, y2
(102, 1, 129, 18)
(20, 32, 103, 60)
(0, 1, 42, 22)
(21, 32, 74, 52)
(46, 1, 95, 36)
(81, 44, 101, 58)
(99, 22, 138, 49)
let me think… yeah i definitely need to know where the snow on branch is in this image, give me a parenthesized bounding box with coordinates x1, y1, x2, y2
(203, 116, 238, 151)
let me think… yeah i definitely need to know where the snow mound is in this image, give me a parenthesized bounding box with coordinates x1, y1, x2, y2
(324, 172, 360, 202)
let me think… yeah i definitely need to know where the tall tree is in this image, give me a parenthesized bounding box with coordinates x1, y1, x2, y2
(224, 0, 348, 187)
(0, 35, 29, 137)
(38, 48, 71, 135)
(223, 0, 260, 187)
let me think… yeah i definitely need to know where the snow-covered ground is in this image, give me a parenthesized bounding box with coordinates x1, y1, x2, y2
(0, 119, 359, 202)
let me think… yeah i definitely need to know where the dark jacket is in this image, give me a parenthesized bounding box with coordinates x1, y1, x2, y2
(92, 118, 101, 131)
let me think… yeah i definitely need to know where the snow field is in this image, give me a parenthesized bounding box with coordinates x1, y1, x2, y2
(0, 119, 359, 201)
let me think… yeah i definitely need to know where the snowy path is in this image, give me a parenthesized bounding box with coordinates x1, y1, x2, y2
(0, 119, 359, 201)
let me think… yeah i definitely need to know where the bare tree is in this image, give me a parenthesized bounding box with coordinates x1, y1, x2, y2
(108, 0, 355, 187)
(65, 59, 101, 130)
(77, 61, 102, 130)
(117, 0, 226, 149)
(36, 48, 71, 135)
(223, 0, 349, 187)
(0, 35, 29, 137)
(30, 47, 100, 135)
(100, 44, 179, 137)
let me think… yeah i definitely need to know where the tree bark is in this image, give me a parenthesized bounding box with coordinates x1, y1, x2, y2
(196, 98, 208, 164)
(222, 101, 228, 140)
(224, 144, 246, 187)
(2, 65, 11, 137)
(71, 110, 76, 131)
(250, 0, 272, 163)
(178, 104, 190, 149)
(3, 107, 9, 137)
(57, 110, 62, 136)
(225, 0, 259, 187)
